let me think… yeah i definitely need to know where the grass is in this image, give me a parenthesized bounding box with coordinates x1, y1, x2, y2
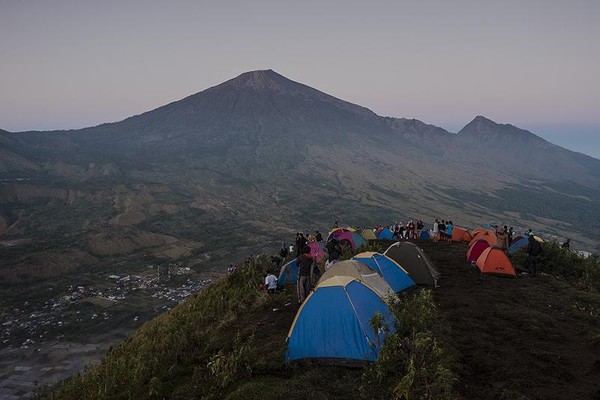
(361, 290, 456, 400)
(41, 246, 457, 400)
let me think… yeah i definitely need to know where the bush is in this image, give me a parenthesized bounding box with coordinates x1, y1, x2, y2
(511, 241, 600, 291)
(360, 290, 456, 400)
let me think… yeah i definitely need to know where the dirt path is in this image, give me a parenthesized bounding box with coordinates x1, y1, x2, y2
(419, 240, 600, 400)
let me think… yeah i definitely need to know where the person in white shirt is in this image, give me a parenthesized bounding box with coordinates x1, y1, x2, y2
(265, 273, 278, 294)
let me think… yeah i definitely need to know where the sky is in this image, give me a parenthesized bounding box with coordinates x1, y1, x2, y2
(1, 0, 599, 158)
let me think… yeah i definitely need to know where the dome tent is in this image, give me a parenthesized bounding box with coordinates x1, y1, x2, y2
(352, 252, 415, 293)
(476, 247, 516, 277)
(384, 242, 440, 287)
(467, 239, 491, 263)
(286, 260, 396, 365)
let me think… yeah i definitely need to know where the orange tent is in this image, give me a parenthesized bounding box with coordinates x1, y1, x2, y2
(452, 227, 472, 243)
(469, 230, 497, 248)
(471, 227, 486, 237)
(476, 247, 516, 277)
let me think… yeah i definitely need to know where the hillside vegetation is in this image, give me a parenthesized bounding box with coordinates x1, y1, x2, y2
(41, 244, 454, 400)
(41, 239, 600, 400)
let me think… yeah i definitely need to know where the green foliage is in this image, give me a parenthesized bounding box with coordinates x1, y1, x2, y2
(199, 334, 255, 398)
(511, 241, 600, 291)
(360, 290, 456, 400)
(43, 248, 457, 400)
(44, 255, 274, 400)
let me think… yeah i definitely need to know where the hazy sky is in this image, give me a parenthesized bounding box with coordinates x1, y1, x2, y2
(1, 0, 599, 158)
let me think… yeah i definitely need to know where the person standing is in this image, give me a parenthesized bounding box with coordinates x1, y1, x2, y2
(297, 246, 313, 303)
(527, 234, 543, 277)
(279, 243, 288, 266)
(295, 233, 307, 257)
(439, 220, 446, 241)
(325, 238, 342, 269)
(407, 220, 415, 239)
(416, 219, 424, 236)
(497, 226, 508, 250)
(445, 220, 454, 243)
(433, 219, 439, 242)
(393, 222, 400, 240)
(315, 230, 323, 242)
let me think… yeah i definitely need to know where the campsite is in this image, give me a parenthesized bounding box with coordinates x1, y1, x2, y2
(43, 232, 600, 400)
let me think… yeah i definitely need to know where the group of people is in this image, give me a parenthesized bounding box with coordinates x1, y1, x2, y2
(388, 220, 424, 240)
(262, 229, 335, 302)
(432, 219, 454, 242)
(294, 231, 324, 256)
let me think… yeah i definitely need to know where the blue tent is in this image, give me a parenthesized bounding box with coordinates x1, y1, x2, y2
(420, 230, 430, 239)
(507, 237, 528, 254)
(286, 262, 396, 364)
(277, 258, 298, 287)
(376, 229, 395, 240)
(352, 252, 416, 293)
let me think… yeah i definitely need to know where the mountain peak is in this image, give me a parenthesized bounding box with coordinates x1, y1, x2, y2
(221, 69, 291, 91)
(462, 115, 500, 131)
(457, 115, 548, 148)
(459, 115, 523, 137)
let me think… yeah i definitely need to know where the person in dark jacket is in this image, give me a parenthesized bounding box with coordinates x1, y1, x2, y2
(527, 234, 543, 277)
(295, 233, 308, 257)
(315, 230, 323, 242)
(325, 238, 342, 269)
(296, 245, 313, 304)
(279, 243, 288, 266)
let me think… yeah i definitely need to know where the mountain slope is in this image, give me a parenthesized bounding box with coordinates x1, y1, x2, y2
(0, 69, 599, 282)
(456, 115, 600, 185)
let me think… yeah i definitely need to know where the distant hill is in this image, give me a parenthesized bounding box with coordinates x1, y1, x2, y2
(1, 69, 599, 283)
(456, 115, 600, 185)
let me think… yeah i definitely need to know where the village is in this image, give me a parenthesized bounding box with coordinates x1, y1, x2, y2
(0, 263, 213, 398)
(1, 263, 212, 350)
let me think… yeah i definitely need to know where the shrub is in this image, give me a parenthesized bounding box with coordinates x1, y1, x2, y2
(511, 241, 600, 291)
(360, 290, 456, 400)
